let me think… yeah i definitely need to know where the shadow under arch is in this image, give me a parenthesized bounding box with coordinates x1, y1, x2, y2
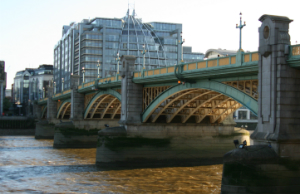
(142, 80, 258, 123)
(56, 99, 71, 119)
(84, 89, 121, 119)
(41, 105, 47, 119)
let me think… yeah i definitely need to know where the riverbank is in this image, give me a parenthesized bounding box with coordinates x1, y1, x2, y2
(0, 128, 35, 136)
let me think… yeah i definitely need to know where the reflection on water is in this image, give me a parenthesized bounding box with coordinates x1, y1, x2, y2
(0, 136, 223, 193)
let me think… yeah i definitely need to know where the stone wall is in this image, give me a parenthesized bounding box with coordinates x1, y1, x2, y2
(96, 124, 250, 166)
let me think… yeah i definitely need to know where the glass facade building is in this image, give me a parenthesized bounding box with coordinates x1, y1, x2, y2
(13, 65, 53, 115)
(53, 9, 204, 93)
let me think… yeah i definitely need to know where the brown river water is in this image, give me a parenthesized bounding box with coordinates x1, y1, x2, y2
(0, 136, 223, 194)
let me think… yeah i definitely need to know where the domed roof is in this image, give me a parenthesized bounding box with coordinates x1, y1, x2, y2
(118, 9, 167, 69)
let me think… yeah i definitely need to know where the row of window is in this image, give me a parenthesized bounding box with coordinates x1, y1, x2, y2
(91, 19, 122, 28)
(152, 23, 177, 31)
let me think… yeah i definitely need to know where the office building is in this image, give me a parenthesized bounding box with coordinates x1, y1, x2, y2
(13, 65, 53, 115)
(53, 9, 204, 93)
(0, 61, 6, 115)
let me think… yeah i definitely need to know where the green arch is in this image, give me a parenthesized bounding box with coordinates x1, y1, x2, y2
(142, 80, 258, 122)
(56, 99, 71, 119)
(84, 89, 121, 119)
(41, 105, 47, 119)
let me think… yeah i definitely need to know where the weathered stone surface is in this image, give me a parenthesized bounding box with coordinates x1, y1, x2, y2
(119, 55, 143, 125)
(96, 125, 249, 166)
(53, 121, 99, 148)
(221, 145, 300, 194)
(252, 14, 300, 159)
(35, 120, 55, 139)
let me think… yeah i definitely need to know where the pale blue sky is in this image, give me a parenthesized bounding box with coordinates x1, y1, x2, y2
(1, 0, 299, 89)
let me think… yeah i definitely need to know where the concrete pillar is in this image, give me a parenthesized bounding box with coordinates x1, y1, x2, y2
(0, 81, 3, 116)
(70, 75, 84, 120)
(33, 103, 42, 119)
(251, 15, 300, 159)
(35, 85, 57, 139)
(119, 55, 143, 125)
(46, 86, 57, 123)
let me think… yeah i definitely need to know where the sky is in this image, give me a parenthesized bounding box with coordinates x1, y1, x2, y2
(1, 0, 299, 89)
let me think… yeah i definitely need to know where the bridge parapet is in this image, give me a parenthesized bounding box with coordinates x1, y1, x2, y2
(37, 98, 48, 105)
(133, 51, 259, 84)
(77, 75, 122, 92)
(288, 44, 300, 68)
(52, 89, 71, 101)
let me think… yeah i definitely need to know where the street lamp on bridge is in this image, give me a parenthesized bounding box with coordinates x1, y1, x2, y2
(97, 60, 101, 78)
(62, 78, 64, 92)
(116, 53, 120, 74)
(178, 32, 185, 63)
(54, 82, 56, 94)
(236, 12, 246, 51)
(43, 87, 45, 98)
(141, 44, 147, 70)
(82, 67, 85, 83)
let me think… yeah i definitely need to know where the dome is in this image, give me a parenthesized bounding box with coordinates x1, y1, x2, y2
(117, 9, 169, 71)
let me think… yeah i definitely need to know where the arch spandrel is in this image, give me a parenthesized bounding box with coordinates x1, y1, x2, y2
(84, 89, 121, 119)
(142, 80, 258, 123)
(41, 105, 47, 119)
(56, 99, 71, 119)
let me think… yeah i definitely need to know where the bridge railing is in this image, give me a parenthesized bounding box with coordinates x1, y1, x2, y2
(51, 89, 72, 101)
(133, 51, 259, 79)
(37, 97, 48, 105)
(290, 44, 300, 57)
(97, 75, 122, 84)
(78, 75, 122, 90)
(287, 44, 300, 68)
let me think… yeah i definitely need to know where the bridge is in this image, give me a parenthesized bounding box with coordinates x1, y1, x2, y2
(33, 14, 300, 193)
(37, 45, 299, 124)
(34, 15, 300, 167)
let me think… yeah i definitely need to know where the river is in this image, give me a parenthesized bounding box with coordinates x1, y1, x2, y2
(0, 136, 223, 193)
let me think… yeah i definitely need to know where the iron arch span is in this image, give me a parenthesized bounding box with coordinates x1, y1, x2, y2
(56, 99, 71, 119)
(84, 89, 121, 119)
(41, 105, 47, 119)
(142, 80, 258, 123)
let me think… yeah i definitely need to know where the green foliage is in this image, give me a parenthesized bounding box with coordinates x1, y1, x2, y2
(3, 97, 11, 111)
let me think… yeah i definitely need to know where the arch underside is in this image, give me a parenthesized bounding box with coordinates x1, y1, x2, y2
(84, 94, 121, 119)
(41, 106, 47, 119)
(145, 88, 242, 123)
(57, 101, 71, 119)
(223, 80, 258, 99)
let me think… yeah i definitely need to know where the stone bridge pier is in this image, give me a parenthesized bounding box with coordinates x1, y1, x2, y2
(53, 75, 120, 148)
(221, 15, 300, 194)
(96, 56, 247, 167)
(35, 85, 59, 139)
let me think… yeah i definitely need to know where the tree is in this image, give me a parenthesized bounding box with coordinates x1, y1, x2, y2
(3, 97, 11, 111)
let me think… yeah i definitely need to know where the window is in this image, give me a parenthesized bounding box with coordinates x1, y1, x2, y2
(238, 111, 247, 120)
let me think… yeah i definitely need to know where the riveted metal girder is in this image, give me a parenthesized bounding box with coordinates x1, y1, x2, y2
(84, 89, 121, 119)
(41, 105, 47, 119)
(142, 80, 258, 123)
(56, 99, 71, 119)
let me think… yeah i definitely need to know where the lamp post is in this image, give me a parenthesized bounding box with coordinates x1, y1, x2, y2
(82, 67, 85, 83)
(141, 44, 147, 70)
(97, 60, 101, 78)
(116, 53, 120, 74)
(62, 78, 64, 92)
(178, 32, 185, 62)
(54, 82, 56, 94)
(236, 12, 246, 51)
(32, 78, 35, 100)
